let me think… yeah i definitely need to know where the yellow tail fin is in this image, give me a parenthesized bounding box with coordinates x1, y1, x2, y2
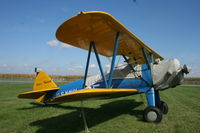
(34, 72, 57, 91)
(34, 72, 57, 102)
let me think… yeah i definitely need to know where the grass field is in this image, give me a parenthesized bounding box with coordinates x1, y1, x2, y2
(0, 82, 200, 133)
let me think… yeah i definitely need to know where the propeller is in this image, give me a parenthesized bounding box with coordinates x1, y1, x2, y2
(182, 64, 191, 74)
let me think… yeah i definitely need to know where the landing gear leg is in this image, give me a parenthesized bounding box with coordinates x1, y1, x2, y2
(143, 88, 163, 123)
(155, 90, 168, 114)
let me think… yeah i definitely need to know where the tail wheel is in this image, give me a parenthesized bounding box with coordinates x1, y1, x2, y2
(143, 106, 162, 123)
(159, 101, 168, 114)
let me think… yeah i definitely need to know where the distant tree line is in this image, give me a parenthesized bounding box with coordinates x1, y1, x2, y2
(0, 74, 83, 81)
(183, 77, 200, 85)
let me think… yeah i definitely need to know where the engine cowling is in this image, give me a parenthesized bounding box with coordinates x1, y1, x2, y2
(152, 58, 190, 90)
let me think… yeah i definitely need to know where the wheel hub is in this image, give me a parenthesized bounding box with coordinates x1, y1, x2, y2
(147, 111, 157, 121)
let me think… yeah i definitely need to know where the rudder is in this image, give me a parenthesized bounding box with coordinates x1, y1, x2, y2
(34, 72, 57, 91)
(34, 72, 57, 102)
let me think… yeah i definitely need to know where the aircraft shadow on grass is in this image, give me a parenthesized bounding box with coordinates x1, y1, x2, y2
(26, 100, 143, 133)
(17, 102, 93, 110)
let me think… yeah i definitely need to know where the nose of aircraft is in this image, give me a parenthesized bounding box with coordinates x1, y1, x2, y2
(182, 64, 191, 74)
(152, 58, 190, 90)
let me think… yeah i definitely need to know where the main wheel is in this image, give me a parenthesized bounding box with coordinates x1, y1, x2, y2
(159, 101, 168, 114)
(143, 106, 162, 123)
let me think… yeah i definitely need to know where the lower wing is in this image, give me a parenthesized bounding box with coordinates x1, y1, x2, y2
(49, 88, 138, 103)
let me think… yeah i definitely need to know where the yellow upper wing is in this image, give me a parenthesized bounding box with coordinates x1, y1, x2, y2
(56, 11, 163, 64)
(49, 88, 138, 103)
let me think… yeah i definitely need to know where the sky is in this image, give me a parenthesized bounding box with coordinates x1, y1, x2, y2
(0, 0, 200, 76)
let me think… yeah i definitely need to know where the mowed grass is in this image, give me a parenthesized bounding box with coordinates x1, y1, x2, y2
(0, 82, 200, 133)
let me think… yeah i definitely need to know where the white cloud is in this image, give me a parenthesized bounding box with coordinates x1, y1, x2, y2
(47, 40, 59, 47)
(23, 64, 33, 67)
(0, 64, 36, 74)
(74, 65, 84, 69)
(60, 42, 73, 48)
(47, 40, 73, 49)
(0, 64, 8, 67)
(89, 64, 97, 68)
(105, 64, 110, 69)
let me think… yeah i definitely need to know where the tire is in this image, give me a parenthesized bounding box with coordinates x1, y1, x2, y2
(159, 101, 168, 114)
(143, 106, 162, 123)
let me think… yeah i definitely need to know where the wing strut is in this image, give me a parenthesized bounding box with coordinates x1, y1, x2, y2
(141, 48, 150, 69)
(141, 48, 155, 65)
(108, 32, 120, 87)
(150, 53, 155, 63)
(82, 32, 120, 89)
(82, 42, 109, 88)
(82, 42, 92, 89)
(92, 42, 108, 88)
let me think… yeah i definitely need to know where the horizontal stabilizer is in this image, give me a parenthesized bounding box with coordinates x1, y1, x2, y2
(18, 88, 59, 99)
(50, 88, 138, 103)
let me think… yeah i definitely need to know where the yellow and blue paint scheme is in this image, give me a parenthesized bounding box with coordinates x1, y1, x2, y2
(19, 63, 157, 107)
(18, 11, 189, 123)
(18, 11, 161, 110)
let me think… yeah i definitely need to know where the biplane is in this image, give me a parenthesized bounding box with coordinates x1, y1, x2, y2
(18, 11, 190, 123)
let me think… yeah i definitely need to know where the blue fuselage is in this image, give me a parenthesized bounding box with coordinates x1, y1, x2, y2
(44, 64, 153, 102)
